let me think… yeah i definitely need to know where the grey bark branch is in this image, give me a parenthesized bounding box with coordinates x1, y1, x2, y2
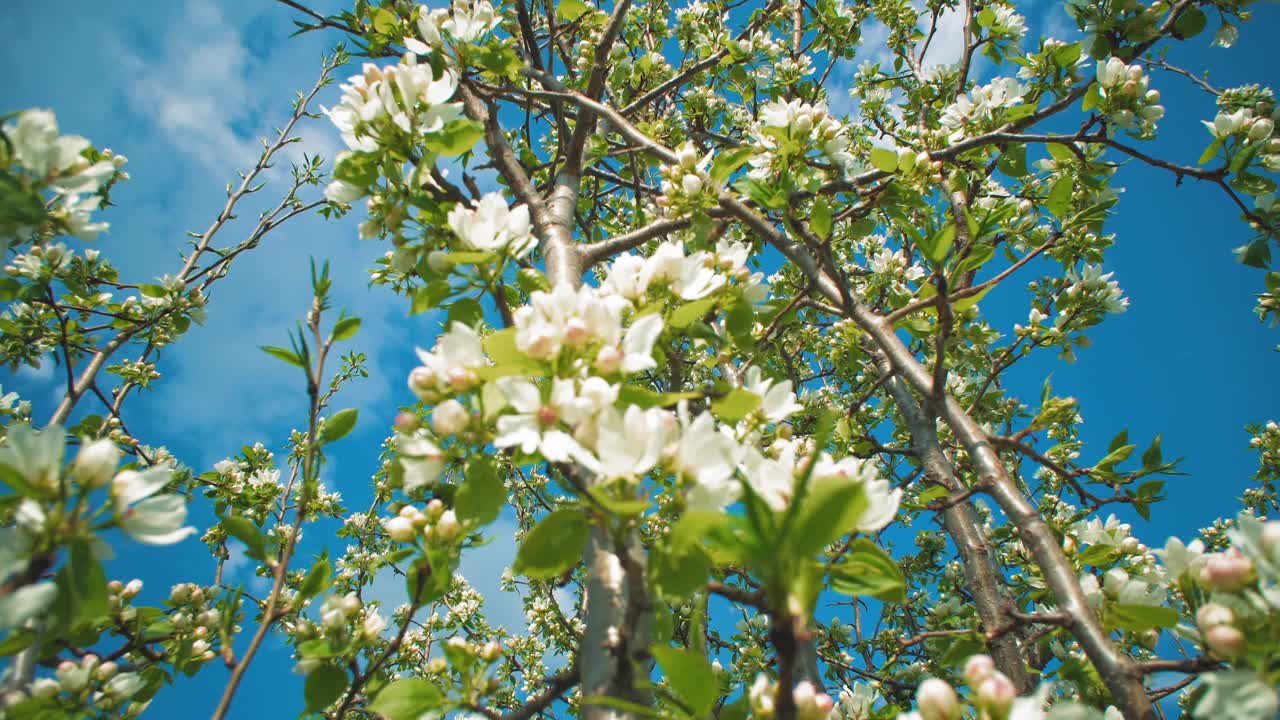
(877, 364, 1030, 691)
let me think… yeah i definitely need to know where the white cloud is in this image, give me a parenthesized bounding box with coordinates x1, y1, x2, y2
(110, 0, 262, 171)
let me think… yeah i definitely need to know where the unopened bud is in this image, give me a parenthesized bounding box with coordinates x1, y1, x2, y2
(431, 399, 469, 435)
(1201, 548, 1254, 592)
(1204, 624, 1246, 657)
(385, 516, 417, 543)
(480, 640, 502, 662)
(1196, 602, 1235, 630)
(1249, 118, 1275, 141)
(963, 654, 996, 688)
(977, 672, 1016, 715)
(427, 250, 453, 273)
(594, 346, 623, 374)
(435, 509, 461, 541)
(75, 438, 121, 489)
(917, 678, 960, 720)
(394, 412, 422, 434)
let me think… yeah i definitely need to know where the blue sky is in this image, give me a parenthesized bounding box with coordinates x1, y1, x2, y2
(1, 0, 1277, 717)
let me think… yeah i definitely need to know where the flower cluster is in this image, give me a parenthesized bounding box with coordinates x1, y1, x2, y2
(749, 676, 834, 719)
(939, 77, 1028, 143)
(657, 142, 717, 216)
(410, 0, 500, 51)
(445, 192, 537, 259)
(323, 54, 462, 204)
(1, 109, 126, 241)
(896, 655, 1084, 720)
(602, 238, 766, 304)
(980, 4, 1027, 43)
(749, 99, 854, 177)
(1092, 57, 1165, 138)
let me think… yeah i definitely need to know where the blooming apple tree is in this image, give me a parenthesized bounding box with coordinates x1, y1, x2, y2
(2, 0, 1280, 719)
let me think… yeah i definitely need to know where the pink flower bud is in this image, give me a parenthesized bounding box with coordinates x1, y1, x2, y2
(480, 640, 503, 662)
(394, 412, 422, 434)
(447, 367, 476, 392)
(594, 346, 624, 374)
(1196, 602, 1234, 630)
(408, 367, 437, 396)
(1201, 548, 1254, 592)
(426, 498, 444, 520)
(431, 399, 469, 435)
(564, 318, 590, 347)
(1204, 624, 1246, 657)
(917, 678, 960, 720)
(963, 654, 996, 688)
(977, 672, 1016, 715)
(1262, 521, 1280, 555)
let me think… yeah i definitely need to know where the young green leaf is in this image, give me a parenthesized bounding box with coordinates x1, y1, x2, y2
(322, 408, 359, 444)
(514, 508, 589, 578)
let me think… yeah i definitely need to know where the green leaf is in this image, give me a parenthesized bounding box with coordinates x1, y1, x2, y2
(789, 480, 868, 557)
(1046, 177, 1072, 218)
(734, 177, 787, 210)
(331, 317, 361, 342)
(955, 244, 995, 275)
(810, 197, 832, 238)
(711, 388, 761, 423)
(442, 251, 497, 265)
(557, 0, 590, 21)
(1229, 171, 1276, 196)
(1081, 84, 1102, 113)
(65, 540, 108, 622)
(368, 678, 443, 720)
(1174, 7, 1207, 38)
(299, 556, 333, 600)
(997, 144, 1028, 177)
(1078, 544, 1118, 567)
(412, 281, 452, 315)
(322, 408, 359, 444)
(305, 665, 349, 712)
(0, 463, 37, 497)
(711, 147, 756, 186)
(650, 543, 711, 600)
(669, 297, 718, 328)
(1198, 137, 1225, 165)
(223, 515, 268, 562)
(372, 8, 398, 33)
(829, 539, 906, 602)
(1236, 239, 1272, 269)
(1141, 435, 1163, 469)
(447, 297, 484, 327)
(483, 328, 542, 370)
(651, 645, 719, 716)
(1107, 603, 1178, 632)
(425, 119, 484, 157)
(920, 223, 956, 263)
(870, 147, 899, 173)
(1096, 444, 1136, 469)
(976, 7, 996, 26)
(513, 508, 589, 579)
(516, 268, 550, 293)
(1046, 143, 1076, 164)
(260, 346, 306, 369)
(724, 298, 754, 347)
(1052, 42, 1083, 68)
(455, 456, 505, 527)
